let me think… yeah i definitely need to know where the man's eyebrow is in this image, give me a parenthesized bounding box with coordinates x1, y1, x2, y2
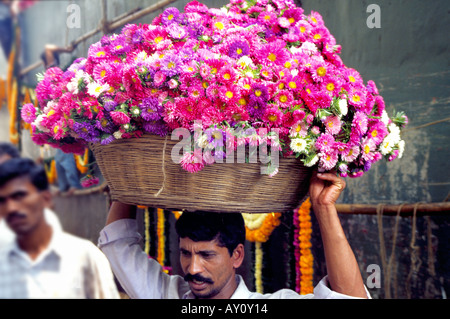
(179, 248, 217, 255)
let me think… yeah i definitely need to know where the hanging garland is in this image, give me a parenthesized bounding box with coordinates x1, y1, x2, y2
(243, 212, 282, 294)
(74, 148, 89, 174)
(243, 213, 282, 243)
(44, 159, 57, 184)
(0, 78, 7, 110)
(156, 208, 165, 266)
(293, 197, 314, 295)
(144, 207, 151, 256)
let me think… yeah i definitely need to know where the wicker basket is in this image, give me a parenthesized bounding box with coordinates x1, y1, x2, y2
(90, 134, 312, 213)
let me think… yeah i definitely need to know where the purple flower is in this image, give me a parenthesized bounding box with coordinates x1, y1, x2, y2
(228, 40, 250, 59)
(167, 23, 187, 40)
(139, 97, 163, 121)
(161, 7, 181, 26)
(132, 29, 144, 45)
(103, 99, 118, 112)
(109, 36, 130, 56)
(143, 120, 169, 136)
(100, 134, 115, 145)
(73, 121, 100, 143)
(161, 54, 182, 77)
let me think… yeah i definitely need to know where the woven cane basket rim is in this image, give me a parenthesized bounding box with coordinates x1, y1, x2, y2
(90, 134, 312, 213)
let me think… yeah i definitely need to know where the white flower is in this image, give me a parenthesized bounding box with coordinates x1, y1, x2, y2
(290, 137, 308, 153)
(338, 99, 348, 116)
(388, 123, 401, 144)
(34, 114, 50, 133)
(304, 154, 319, 167)
(398, 140, 405, 158)
(87, 81, 110, 98)
(237, 55, 254, 68)
(380, 135, 394, 155)
(113, 130, 123, 140)
(299, 41, 318, 56)
(381, 110, 390, 126)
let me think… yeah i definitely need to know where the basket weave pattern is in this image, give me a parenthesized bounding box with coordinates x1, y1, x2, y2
(90, 134, 312, 213)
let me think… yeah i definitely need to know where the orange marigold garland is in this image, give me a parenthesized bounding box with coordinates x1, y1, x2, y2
(243, 212, 282, 294)
(293, 197, 314, 294)
(243, 213, 282, 243)
(74, 148, 89, 174)
(156, 208, 165, 266)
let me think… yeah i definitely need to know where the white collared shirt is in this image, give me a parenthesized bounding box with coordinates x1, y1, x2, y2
(0, 223, 120, 299)
(98, 219, 370, 299)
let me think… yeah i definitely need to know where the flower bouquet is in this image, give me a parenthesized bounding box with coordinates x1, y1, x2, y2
(21, 0, 407, 212)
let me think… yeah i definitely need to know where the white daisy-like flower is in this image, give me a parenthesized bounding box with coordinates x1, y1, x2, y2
(290, 137, 308, 153)
(338, 99, 348, 116)
(304, 154, 319, 167)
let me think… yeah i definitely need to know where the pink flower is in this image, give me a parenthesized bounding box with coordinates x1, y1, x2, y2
(324, 116, 341, 135)
(110, 111, 131, 125)
(81, 175, 100, 188)
(319, 151, 338, 171)
(21, 103, 36, 123)
(180, 151, 205, 173)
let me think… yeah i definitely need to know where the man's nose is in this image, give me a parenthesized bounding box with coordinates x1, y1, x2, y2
(187, 254, 204, 275)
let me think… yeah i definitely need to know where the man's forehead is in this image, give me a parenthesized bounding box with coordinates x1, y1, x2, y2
(179, 237, 223, 251)
(0, 176, 36, 195)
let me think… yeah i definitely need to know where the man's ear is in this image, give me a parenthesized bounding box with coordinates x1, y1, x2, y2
(40, 190, 53, 209)
(232, 243, 245, 269)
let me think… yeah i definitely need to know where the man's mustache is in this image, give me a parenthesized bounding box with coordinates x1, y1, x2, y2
(184, 273, 214, 284)
(6, 212, 27, 223)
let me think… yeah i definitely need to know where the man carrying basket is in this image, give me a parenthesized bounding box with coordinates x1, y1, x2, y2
(98, 171, 369, 299)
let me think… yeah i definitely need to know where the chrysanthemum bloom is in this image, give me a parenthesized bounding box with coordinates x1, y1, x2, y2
(315, 133, 335, 153)
(257, 39, 290, 67)
(319, 150, 338, 171)
(180, 151, 205, 173)
(139, 97, 163, 121)
(289, 120, 308, 138)
(228, 40, 250, 60)
(258, 11, 277, 27)
(218, 85, 240, 105)
(339, 144, 360, 163)
(110, 111, 131, 125)
(360, 137, 376, 161)
(72, 121, 100, 143)
(367, 119, 388, 144)
(206, 83, 220, 101)
(274, 89, 294, 108)
(188, 84, 205, 100)
(352, 111, 369, 135)
(290, 137, 308, 153)
(21, 103, 36, 123)
(324, 115, 341, 135)
(263, 107, 283, 127)
(348, 85, 367, 109)
(217, 66, 237, 85)
(161, 53, 182, 76)
(160, 7, 181, 26)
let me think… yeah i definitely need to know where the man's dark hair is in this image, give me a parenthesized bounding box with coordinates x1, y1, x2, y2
(175, 211, 246, 256)
(0, 158, 49, 191)
(0, 142, 20, 159)
(40, 50, 60, 68)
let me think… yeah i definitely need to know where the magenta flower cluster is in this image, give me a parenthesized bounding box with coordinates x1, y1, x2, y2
(21, 0, 407, 177)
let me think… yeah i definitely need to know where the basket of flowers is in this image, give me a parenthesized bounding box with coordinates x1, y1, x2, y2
(21, 0, 407, 213)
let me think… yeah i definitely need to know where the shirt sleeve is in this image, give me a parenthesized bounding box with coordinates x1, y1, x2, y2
(313, 276, 372, 299)
(84, 241, 121, 299)
(98, 219, 181, 299)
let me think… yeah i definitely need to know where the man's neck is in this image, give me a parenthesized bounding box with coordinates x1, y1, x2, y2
(17, 222, 53, 261)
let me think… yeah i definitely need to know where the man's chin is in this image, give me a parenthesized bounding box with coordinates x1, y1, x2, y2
(189, 283, 217, 299)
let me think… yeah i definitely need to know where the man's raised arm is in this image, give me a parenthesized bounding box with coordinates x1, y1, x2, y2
(309, 171, 368, 298)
